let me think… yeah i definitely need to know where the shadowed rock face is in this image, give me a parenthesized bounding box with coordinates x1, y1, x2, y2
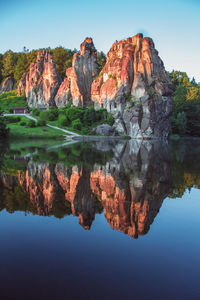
(0, 77, 16, 94)
(17, 50, 61, 108)
(55, 38, 99, 107)
(91, 33, 173, 139)
(0, 140, 171, 238)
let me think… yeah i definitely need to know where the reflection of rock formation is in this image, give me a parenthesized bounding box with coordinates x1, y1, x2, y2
(0, 140, 171, 238)
(90, 141, 170, 238)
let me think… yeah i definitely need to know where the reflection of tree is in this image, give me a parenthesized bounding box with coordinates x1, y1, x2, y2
(169, 140, 200, 198)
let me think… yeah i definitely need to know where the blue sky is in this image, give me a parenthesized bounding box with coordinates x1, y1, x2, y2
(0, 0, 199, 81)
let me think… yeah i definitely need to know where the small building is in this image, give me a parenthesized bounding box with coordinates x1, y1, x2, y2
(13, 107, 28, 114)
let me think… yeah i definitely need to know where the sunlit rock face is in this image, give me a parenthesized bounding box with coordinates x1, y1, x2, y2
(0, 76, 16, 94)
(91, 33, 173, 139)
(17, 50, 61, 108)
(55, 38, 99, 107)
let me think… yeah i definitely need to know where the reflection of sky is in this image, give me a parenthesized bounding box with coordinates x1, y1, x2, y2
(0, 188, 200, 299)
(0, 0, 199, 81)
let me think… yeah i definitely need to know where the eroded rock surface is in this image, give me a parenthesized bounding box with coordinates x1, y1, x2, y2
(17, 50, 61, 108)
(0, 76, 16, 94)
(55, 38, 99, 107)
(91, 33, 173, 139)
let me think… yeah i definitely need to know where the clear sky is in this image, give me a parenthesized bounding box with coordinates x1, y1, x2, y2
(0, 0, 199, 81)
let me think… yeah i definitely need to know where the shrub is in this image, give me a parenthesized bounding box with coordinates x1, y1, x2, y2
(72, 118, 82, 131)
(32, 108, 40, 116)
(65, 107, 84, 122)
(48, 107, 58, 121)
(58, 115, 69, 126)
(83, 107, 96, 125)
(5, 116, 21, 124)
(19, 121, 26, 126)
(37, 119, 46, 126)
(9, 109, 13, 113)
(39, 111, 50, 121)
(107, 114, 114, 126)
(28, 120, 36, 128)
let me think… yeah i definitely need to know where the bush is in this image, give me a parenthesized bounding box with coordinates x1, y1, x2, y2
(39, 111, 50, 121)
(37, 119, 46, 126)
(48, 107, 58, 121)
(32, 108, 40, 116)
(107, 114, 114, 126)
(72, 118, 82, 131)
(58, 115, 69, 126)
(65, 107, 84, 122)
(9, 109, 13, 113)
(19, 121, 26, 126)
(28, 120, 36, 128)
(5, 116, 21, 124)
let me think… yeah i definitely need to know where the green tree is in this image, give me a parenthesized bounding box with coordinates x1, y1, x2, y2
(0, 54, 3, 83)
(14, 53, 28, 83)
(97, 51, 106, 71)
(51, 47, 75, 79)
(2, 50, 18, 78)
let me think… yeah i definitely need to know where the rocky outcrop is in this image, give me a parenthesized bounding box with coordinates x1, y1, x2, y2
(17, 50, 61, 108)
(91, 124, 118, 136)
(55, 38, 99, 107)
(91, 33, 173, 139)
(0, 76, 16, 94)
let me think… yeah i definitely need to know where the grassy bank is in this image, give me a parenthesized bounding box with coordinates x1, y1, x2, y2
(6, 116, 66, 139)
(0, 90, 26, 113)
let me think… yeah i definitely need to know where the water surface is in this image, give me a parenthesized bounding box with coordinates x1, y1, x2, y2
(0, 139, 200, 300)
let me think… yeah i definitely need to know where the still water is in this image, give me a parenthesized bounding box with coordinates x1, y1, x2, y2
(0, 139, 199, 300)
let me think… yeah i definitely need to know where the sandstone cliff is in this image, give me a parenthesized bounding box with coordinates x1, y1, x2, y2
(55, 38, 99, 107)
(0, 76, 16, 94)
(91, 33, 173, 139)
(17, 50, 61, 108)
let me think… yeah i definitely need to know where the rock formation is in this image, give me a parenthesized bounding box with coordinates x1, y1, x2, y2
(91, 33, 173, 139)
(55, 37, 99, 107)
(17, 49, 61, 108)
(0, 76, 16, 94)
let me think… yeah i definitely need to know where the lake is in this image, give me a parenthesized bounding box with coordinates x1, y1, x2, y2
(0, 138, 200, 300)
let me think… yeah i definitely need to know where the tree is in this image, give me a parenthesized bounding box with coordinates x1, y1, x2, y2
(2, 50, 18, 78)
(0, 54, 3, 84)
(14, 53, 28, 83)
(97, 51, 106, 71)
(51, 47, 75, 79)
(186, 86, 200, 101)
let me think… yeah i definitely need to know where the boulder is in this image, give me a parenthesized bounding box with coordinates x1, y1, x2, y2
(91, 124, 117, 136)
(55, 37, 99, 107)
(0, 76, 16, 94)
(91, 33, 173, 139)
(17, 49, 61, 108)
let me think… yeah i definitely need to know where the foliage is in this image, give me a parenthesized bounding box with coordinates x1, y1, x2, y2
(4, 116, 21, 124)
(0, 90, 26, 113)
(72, 118, 82, 130)
(97, 51, 106, 71)
(0, 119, 9, 138)
(51, 47, 75, 79)
(170, 71, 200, 137)
(28, 120, 36, 128)
(19, 121, 26, 126)
(37, 119, 46, 126)
(58, 114, 69, 126)
(2, 50, 18, 78)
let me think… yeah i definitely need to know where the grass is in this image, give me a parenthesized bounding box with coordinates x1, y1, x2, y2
(7, 116, 66, 139)
(0, 90, 27, 113)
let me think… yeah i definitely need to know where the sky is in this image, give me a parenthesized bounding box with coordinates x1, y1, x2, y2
(0, 0, 199, 81)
